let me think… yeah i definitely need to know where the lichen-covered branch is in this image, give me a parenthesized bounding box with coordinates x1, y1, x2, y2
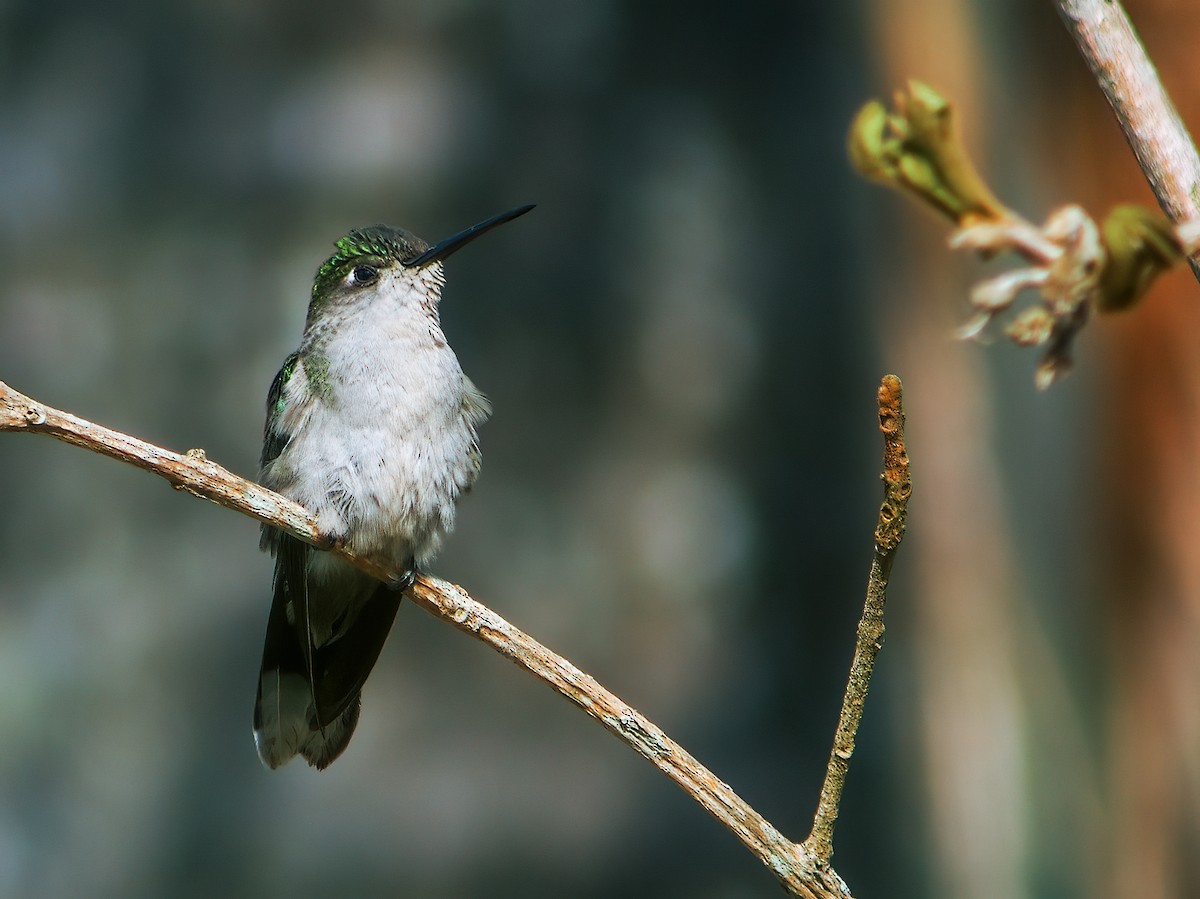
(804, 375, 910, 863)
(0, 377, 855, 898)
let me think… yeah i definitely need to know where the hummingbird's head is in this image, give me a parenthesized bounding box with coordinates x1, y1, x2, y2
(308, 205, 534, 323)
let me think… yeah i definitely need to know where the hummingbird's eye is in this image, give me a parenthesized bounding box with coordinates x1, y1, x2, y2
(350, 265, 378, 286)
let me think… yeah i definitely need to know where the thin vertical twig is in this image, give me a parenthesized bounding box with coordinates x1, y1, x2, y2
(805, 375, 911, 863)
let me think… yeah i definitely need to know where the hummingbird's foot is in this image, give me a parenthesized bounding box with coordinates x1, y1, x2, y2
(387, 562, 418, 593)
(314, 534, 342, 552)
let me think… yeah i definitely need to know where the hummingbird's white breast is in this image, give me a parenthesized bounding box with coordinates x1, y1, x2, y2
(264, 267, 490, 581)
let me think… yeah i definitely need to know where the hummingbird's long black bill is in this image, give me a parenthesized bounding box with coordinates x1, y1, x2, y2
(402, 204, 535, 268)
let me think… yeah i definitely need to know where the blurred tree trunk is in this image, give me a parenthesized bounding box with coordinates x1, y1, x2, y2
(1069, 5, 1200, 897)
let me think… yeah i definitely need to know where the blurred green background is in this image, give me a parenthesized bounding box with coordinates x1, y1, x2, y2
(2, 2, 1198, 897)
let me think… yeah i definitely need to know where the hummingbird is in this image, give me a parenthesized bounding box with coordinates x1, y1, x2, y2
(254, 204, 534, 770)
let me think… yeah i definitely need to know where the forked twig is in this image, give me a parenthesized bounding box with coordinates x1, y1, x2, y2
(1, 375, 909, 895)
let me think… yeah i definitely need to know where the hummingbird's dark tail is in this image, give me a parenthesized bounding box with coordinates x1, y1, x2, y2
(253, 535, 401, 770)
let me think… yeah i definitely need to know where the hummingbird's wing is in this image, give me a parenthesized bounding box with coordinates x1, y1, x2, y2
(262, 352, 298, 467)
(258, 352, 298, 555)
(255, 353, 316, 766)
(257, 351, 325, 711)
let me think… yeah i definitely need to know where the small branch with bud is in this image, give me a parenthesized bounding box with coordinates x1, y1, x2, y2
(804, 375, 909, 863)
(848, 81, 1200, 388)
(0, 375, 912, 897)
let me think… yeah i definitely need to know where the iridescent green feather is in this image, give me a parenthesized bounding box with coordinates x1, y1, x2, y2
(309, 225, 429, 307)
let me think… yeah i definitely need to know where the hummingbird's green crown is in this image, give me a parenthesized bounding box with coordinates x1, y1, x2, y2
(312, 225, 429, 302)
